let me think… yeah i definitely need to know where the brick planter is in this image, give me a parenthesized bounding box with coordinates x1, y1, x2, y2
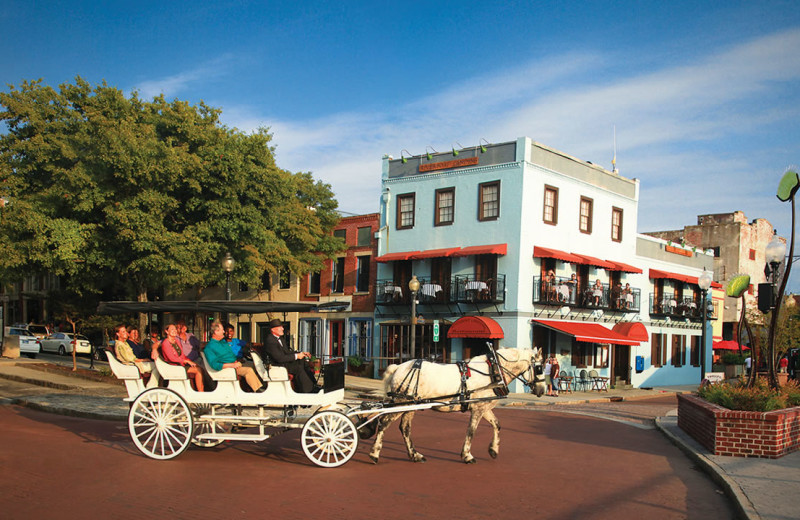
(677, 393, 800, 458)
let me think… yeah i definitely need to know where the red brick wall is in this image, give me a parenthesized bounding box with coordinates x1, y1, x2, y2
(678, 394, 800, 458)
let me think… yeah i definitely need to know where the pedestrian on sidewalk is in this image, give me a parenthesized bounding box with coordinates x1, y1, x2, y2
(550, 355, 560, 397)
(544, 355, 553, 396)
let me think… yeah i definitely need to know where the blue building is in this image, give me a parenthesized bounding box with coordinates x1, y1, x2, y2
(373, 137, 717, 391)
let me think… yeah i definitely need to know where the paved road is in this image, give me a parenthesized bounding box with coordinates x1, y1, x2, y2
(0, 398, 735, 520)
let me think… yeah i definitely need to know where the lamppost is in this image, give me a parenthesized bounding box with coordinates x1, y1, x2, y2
(698, 269, 712, 381)
(221, 252, 236, 322)
(408, 275, 420, 360)
(765, 231, 787, 384)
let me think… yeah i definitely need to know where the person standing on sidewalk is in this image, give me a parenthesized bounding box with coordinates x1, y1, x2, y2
(544, 355, 553, 396)
(550, 355, 560, 397)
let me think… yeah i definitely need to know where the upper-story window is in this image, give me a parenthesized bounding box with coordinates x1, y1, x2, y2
(333, 229, 346, 241)
(331, 257, 345, 293)
(579, 196, 593, 234)
(543, 185, 558, 225)
(478, 181, 500, 221)
(611, 207, 623, 242)
(397, 193, 415, 229)
(355, 255, 370, 292)
(279, 270, 290, 289)
(435, 187, 455, 226)
(308, 272, 321, 294)
(356, 226, 371, 247)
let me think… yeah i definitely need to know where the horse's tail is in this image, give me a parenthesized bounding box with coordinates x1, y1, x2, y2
(382, 364, 399, 396)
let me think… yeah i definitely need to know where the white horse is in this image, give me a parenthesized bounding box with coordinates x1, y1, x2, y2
(367, 346, 545, 464)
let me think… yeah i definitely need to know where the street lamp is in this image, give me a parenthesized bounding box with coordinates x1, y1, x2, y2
(698, 269, 712, 381)
(765, 231, 787, 382)
(408, 275, 420, 360)
(222, 252, 236, 322)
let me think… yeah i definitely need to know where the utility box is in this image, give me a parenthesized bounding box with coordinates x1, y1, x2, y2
(635, 355, 644, 373)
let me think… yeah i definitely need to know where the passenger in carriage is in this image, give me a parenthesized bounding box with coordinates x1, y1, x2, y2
(160, 323, 206, 392)
(143, 326, 161, 360)
(224, 322, 249, 361)
(205, 321, 266, 392)
(126, 326, 149, 360)
(113, 324, 154, 377)
(175, 319, 201, 362)
(258, 318, 320, 393)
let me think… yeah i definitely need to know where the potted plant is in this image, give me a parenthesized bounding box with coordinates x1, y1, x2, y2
(309, 355, 321, 376)
(721, 352, 745, 380)
(347, 354, 365, 375)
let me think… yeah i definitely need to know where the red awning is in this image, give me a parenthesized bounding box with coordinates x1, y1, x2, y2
(375, 251, 420, 263)
(451, 243, 507, 257)
(712, 340, 750, 351)
(447, 316, 504, 339)
(533, 319, 640, 345)
(649, 269, 692, 284)
(650, 269, 722, 288)
(612, 322, 649, 342)
(533, 246, 581, 263)
(572, 253, 615, 270)
(410, 247, 461, 260)
(605, 260, 643, 274)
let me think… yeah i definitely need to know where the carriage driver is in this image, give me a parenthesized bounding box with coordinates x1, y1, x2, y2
(258, 318, 320, 393)
(204, 321, 266, 392)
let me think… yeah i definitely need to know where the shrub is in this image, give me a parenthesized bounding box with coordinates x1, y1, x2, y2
(721, 352, 746, 365)
(698, 377, 791, 412)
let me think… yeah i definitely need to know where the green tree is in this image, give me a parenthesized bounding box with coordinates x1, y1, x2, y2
(0, 77, 342, 314)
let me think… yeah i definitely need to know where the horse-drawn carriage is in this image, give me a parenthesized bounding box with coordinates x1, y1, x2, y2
(100, 300, 546, 468)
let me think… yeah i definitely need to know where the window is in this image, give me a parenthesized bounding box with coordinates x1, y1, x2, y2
(543, 185, 558, 225)
(332, 257, 345, 293)
(712, 246, 720, 257)
(611, 207, 623, 242)
(435, 187, 455, 226)
(478, 181, 500, 221)
(333, 229, 346, 241)
(651, 333, 667, 367)
(279, 270, 290, 289)
(397, 193, 415, 229)
(571, 341, 592, 368)
(594, 345, 609, 368)
(356, 256, 370, 292)
(579, 196, 593, 234)
(238, 281, 249, 292)
(690, 336, 700, 367)
(672, 335, 686, 367)
(260, 271, 272, 291)
(308, 272, 321, 294)
(357, 226, 371, 247)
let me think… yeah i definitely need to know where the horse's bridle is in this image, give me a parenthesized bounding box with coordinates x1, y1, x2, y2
(495, 349, 544, 391)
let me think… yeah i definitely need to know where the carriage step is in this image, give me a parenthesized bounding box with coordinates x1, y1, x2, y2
(199, 414, 281, 423)
(197, 433, 271, 442)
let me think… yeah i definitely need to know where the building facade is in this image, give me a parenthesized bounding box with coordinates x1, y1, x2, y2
(373, 137, 716, 390)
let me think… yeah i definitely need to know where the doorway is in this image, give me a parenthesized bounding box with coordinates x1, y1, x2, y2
(612, 345, 630, 385)
(329, 320, 345, 360)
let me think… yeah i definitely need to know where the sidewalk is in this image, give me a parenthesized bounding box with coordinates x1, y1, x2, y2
(2, 358, 797, 520)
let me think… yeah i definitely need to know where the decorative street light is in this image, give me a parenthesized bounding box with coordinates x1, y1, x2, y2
(765, 230, 787, 383)
(698, 269, 712, 381)
(408, 275, 420, 360)
(222, 252, 236, 322)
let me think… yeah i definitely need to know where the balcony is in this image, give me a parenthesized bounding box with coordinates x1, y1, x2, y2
(533, 277, 641, 312)
(375, 274, 506, 306)
(649, 294, 715, 320)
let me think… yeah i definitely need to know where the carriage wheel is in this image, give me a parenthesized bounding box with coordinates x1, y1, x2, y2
(190, 404, 227, 448)
(301, 410, 359, 468)
(128, 388, 194, 460)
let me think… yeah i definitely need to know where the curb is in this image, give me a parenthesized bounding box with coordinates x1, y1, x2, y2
(655, 416, 760, 520)
(0, 372, 87, 391)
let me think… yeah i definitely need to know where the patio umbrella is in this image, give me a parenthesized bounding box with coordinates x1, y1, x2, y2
(712, 340, 750, 351)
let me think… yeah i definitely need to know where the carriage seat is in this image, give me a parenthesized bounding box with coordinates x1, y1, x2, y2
(251, 351, 290, 382)
(154, 357, 190, 380)
(105, 351, 160, 397)
(199, 352, 238, 382)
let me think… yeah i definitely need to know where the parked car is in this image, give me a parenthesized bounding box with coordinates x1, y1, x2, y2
(26, 324, 50, 340)
(40, 332, 92, 356)
(5, 326, 41, 358)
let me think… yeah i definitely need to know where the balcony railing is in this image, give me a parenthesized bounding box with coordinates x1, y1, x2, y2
(533, 277, 641, 312)
(375, 275, 506, 306)
(649, 294, 715, 320)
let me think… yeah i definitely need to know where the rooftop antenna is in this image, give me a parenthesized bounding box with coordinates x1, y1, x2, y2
(612, 125, 619, 174)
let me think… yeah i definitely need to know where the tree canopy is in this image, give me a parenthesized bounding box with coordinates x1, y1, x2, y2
(0, 77, 342, 308)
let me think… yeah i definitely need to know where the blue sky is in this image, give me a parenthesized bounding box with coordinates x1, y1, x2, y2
(3, 1, 800, 287)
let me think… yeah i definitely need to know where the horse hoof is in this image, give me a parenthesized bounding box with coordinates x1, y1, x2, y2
(489, 449, 498, 459)
(369, 455, 380, 464)
(412, 454, 427, 463)
(463, 457, 477, 464)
